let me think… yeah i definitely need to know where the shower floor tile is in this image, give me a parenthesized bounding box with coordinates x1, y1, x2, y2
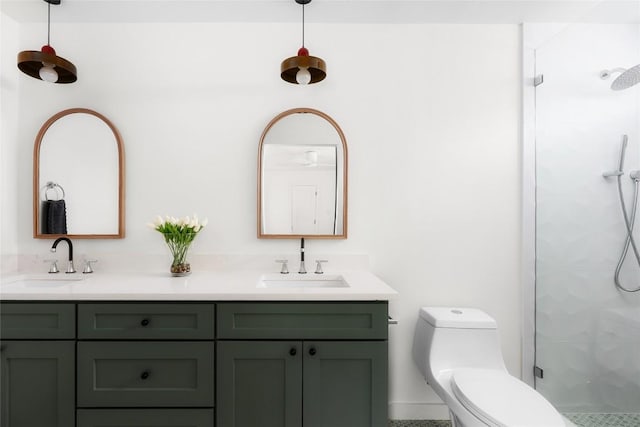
(564, 413, 640, 427)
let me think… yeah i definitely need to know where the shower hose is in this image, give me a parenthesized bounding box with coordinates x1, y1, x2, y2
(614, 165, 640, 293)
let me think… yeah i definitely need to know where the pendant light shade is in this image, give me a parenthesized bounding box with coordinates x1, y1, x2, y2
(17, 0, 77, 84)
(281, 0, 326, 85)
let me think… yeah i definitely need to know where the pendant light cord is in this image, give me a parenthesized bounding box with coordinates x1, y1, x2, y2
(47, 1, 51, 46)
(301, 3, 305, 48)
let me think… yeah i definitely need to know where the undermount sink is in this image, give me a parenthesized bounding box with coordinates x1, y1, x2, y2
(3, 274, 84, 288)
(258, 273, 349, 289)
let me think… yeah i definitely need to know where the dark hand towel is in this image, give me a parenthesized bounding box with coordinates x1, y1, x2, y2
(42, 200, 68, 234)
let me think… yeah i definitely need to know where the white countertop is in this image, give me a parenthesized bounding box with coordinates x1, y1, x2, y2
(0, 270, 398, 301)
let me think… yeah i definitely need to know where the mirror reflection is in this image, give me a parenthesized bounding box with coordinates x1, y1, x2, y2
(258, 108, 347, 238)
(34, 108, 125, 239)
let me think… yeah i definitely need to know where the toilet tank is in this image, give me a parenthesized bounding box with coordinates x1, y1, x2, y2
(413, 307, 506, 381)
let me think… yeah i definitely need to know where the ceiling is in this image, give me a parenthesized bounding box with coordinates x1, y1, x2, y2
(1, 0, 639, 24)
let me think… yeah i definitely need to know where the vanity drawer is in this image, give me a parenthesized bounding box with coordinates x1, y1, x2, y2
(77, 409, 215, 427)
(217, 302, 388, 340)
(77, 341, 215, 407)
(78, 303, 215, 339)
(0, 303, 75, 339)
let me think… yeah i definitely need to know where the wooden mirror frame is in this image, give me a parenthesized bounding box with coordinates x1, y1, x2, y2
(258, 107, 348, 239)
(33, 108, 126, 239)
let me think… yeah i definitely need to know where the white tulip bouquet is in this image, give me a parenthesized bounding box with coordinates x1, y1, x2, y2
(149, 215, 208, 275)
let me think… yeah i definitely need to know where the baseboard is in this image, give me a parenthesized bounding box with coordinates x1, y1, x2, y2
(389, 402, 451, 420)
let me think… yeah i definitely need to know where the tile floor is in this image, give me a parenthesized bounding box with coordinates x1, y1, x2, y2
(389, 413, 640, 427)
(565, 413, 640, 427)
(389, 421, 451, 427)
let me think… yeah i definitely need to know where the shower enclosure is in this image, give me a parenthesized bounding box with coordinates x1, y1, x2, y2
(524, 14, 640, 426)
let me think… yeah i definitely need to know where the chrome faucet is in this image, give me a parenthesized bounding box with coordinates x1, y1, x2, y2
(51, 237, 76, 273)
(299, 237, 307, 274)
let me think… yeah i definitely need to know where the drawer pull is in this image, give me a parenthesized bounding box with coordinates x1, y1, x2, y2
(289, 347, 297, 356)
(308, 347, 317, 356)
(140, 371, 150, 380)
(140, 318, 150, 327)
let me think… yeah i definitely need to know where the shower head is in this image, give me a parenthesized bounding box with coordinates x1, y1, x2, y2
(611, 64, 640, 90)
(600, 65, 640, 90)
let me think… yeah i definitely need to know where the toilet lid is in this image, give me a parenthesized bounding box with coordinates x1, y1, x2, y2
(451, 369, 565, 427)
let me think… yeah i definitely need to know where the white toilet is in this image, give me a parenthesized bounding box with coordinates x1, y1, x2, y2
(413, 307, 575, 427)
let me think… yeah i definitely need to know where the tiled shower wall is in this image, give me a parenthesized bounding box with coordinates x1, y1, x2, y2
(534, 23, 640, 413)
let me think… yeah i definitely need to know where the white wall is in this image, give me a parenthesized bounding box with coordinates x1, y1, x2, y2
(1, 20, 521, 419)
(0, 12, 20, 272)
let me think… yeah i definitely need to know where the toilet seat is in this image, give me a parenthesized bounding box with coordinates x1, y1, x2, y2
(451, 369, 565, 427)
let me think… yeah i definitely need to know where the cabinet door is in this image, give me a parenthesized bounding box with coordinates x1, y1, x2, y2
(303, 341, 388, 427)
(217, 341, 302, 427)
(0, 341, 75, 427)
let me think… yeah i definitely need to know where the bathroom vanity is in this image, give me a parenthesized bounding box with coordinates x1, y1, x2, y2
(0, 271, 396, 427)
(4, 105, 393, 426)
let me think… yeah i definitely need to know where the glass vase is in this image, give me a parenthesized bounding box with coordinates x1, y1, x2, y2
(170, 260, 191, 276)
(163, 232, 196, 277)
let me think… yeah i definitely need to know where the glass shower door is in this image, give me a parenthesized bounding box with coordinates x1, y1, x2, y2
(534, 21, 640, 424)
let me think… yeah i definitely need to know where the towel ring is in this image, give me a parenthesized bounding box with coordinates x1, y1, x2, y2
(41, 182, 65, 201)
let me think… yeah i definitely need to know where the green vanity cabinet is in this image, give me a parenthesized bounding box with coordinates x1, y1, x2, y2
(1, 300, 389, 427)
(216, 302, 389, 427)
(0, 303, 76, 427)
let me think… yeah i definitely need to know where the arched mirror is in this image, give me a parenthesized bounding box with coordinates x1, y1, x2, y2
(33, 108, 125, 239)
(258, 108, 347, 239)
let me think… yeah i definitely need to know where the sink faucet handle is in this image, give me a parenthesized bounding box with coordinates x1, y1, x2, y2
(275, 259, 289, 274)
(314, 260, 328, 274)
(83, 259, 98, 274)
(44, 259, 59, 274)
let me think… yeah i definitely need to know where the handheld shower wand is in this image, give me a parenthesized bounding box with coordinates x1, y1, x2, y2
(618, 135, 628, 171)
(603, 135, 628, 178)
(603, 135, 640, 293)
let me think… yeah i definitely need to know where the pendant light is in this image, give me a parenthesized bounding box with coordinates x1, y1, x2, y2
(17, 0, 77, 84)
(281, 0, 326, 85)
